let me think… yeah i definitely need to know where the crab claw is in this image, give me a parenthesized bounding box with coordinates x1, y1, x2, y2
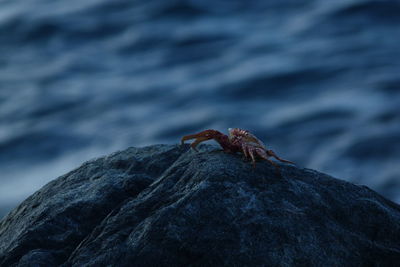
(181, 130, 217, 152)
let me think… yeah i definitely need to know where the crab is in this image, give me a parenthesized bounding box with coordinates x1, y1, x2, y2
(181, 128, 294, 169)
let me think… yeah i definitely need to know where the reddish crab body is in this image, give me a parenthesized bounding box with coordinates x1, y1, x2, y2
(181, 128, 294, 169)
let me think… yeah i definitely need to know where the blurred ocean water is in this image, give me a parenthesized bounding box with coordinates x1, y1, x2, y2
(0, 0, 399, 218)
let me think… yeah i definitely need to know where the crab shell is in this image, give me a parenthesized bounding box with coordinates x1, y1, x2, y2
(228, 128, 266, 149)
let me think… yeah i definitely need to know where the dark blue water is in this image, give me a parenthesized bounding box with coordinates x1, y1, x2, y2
(1, 0, 400, 218)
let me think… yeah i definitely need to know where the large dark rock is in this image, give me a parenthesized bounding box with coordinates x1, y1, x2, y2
(1, 144, 399, 266)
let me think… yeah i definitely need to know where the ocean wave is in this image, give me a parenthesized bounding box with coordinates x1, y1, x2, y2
(0, 0, 399, 218)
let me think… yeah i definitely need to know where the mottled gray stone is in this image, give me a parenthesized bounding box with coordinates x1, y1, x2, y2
(1, 144, 399, 266)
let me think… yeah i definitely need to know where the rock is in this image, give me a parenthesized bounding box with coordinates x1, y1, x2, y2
(0, 144, 399, 266)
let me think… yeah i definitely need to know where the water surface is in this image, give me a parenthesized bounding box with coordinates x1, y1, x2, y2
(1, 0, 399, 217)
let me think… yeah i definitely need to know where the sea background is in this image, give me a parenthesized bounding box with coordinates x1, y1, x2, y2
(0, 0, 399, 218)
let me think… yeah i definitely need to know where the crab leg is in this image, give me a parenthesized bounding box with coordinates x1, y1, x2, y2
(255, 147, 279, 168)
(267, 150, 295, 164)
(248, 147, 258, 168)
(241, 143, 249, 159)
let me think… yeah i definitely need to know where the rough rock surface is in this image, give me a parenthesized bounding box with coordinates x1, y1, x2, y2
(1, 144, 400, 266)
